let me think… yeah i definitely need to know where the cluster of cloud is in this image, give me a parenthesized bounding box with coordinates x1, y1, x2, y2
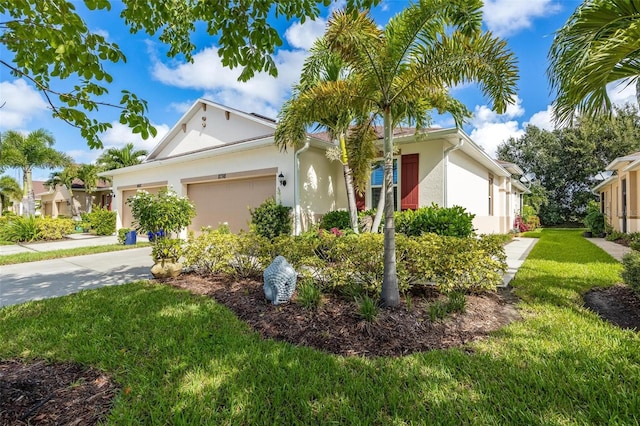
(1, 0, 636, 171)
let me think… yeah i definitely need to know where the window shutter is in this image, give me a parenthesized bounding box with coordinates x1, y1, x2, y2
(355, 191, 366, 211)
(401, 153, 419, 210)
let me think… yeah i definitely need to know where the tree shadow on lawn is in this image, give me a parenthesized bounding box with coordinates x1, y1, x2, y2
(1, 282, 638, 424)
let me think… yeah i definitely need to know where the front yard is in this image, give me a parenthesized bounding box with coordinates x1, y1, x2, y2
(0, 229, 638, 424)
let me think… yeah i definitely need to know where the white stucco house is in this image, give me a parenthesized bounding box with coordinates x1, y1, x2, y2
(100, 99, 527, 235)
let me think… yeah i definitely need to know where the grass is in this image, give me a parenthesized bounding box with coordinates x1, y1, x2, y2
(0, 243, 151, 265)
(0, 229, 639, 424)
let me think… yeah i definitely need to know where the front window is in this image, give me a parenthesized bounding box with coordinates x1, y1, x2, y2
(371, 159, 398, 210)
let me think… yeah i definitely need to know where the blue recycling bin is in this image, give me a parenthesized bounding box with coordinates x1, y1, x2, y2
(124, 231, 137, 245)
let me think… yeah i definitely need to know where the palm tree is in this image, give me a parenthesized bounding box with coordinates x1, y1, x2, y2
(323, 1, 518, 306)
(96, 143, 148, 170)
(46, 164, 80, 217)
(275, 37, 378, 233)
(548, 0, 640, 126)
(0, 129, 71, 216)
(76, 164, 100, 213)
(0, 175, 22, 214)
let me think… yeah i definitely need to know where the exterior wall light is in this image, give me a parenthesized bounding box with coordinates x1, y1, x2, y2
(278, 172, 287, 187)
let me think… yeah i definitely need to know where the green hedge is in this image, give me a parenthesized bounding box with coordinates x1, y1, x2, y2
(250, 198, 292, 240)
(395, 204, 475, 237)
(85, 207, 116, 235)
(0, 216, 74, 242)
(183, 228, 507, 295)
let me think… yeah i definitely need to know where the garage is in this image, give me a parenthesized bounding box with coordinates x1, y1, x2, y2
(187, 175, 276, 233)
(121, 186, 165, 229)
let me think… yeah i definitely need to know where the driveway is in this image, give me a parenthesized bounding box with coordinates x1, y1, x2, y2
(0, 247, 152, 308)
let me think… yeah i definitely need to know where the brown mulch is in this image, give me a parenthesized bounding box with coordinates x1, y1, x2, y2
(166, 273, 522, 357)
(0, 360, 118, 425)
(584, 284, 640, 331)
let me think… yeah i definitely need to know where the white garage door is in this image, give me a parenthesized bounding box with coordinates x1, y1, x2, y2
(188, 176, 276, 233)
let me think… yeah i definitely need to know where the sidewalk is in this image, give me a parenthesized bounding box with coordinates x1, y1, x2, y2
(0, 233, 148, 256)
(585, 237, 632, 261)
(502, 237, 538, 287)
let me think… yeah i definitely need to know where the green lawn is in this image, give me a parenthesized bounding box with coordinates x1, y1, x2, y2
(0, 243, 151, 265)
(0, 229, 638, 424)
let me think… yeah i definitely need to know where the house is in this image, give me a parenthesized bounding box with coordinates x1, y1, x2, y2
(593, 151, 640, 233)
(39, 178, 113, 217)
(101, 98, 527, 235)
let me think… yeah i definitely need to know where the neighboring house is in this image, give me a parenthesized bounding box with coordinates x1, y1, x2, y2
(39, 179, 112, 218)
(8, 180, 47, 216)
(593, 151, 640, 233)
(100, 98, 527, 235)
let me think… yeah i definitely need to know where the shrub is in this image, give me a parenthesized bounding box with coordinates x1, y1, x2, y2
(583, 200, 605, 236)
(117, 228, 132, 245)
(0, 216, 40, 242)
(319, 210, 351, 231)
(231, 232, 272, 279)
(250, 198, 291, 241)
(272, 233, 322, 270)
(151, 237, 183, 264)
(629, 233, 640, 252)
(395, 204, 475, 237)
(85, 207, 116, 235)
(36, 217, 74, 240)
(183, 227, 237, 275)
(127, 188, 196, 237)
(621, 251, 640, 293)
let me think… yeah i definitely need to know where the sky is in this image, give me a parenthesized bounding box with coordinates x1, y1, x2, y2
(1, 0, 638, 182)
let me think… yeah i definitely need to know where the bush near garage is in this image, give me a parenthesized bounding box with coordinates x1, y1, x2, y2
(84, 207, 117, 236)
(36, 217, 75, 240)
(250, 198, 291, 241)
(621, 251, 640, 294)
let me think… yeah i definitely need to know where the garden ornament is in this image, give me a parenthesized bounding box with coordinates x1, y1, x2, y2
(263, 256, 297, 304)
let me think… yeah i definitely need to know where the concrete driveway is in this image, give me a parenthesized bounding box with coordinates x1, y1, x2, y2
(0, 247, 153, 308)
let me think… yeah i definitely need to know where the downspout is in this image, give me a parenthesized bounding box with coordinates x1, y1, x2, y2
(443, 138, 464, 207)
(294, 138, 311, 235)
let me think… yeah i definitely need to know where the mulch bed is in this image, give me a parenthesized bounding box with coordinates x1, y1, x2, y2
(0, 360, 118, 425)
(583, 284, 640, 331)
(165, 273, 522, 357)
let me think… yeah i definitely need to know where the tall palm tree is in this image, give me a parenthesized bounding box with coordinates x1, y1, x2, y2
(96, 143, 148, 170)
(324, 1, 518, 306)
(548, 0, 640, 126)
(0, 175, 22, 214)
(0, 129, 71, 216)
(76, 164, 100, 213)
(46, 164, 80, 217)
(275, 37, 378, 233)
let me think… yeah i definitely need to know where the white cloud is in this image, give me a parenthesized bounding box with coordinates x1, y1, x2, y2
(525, 105, 555, 130)
(168, 101, 194, 114)
(66, 149, 101, 165)
(151, 46, 308, 117)
(607, 80, 638, 108)
(469, 96, 525, 155)
(483, 0, 561, 37)
(0, 79, 48, 129)
(284, 18, 327, 50)
(100, 121, 170, 152)
(470, 121, 524, 156)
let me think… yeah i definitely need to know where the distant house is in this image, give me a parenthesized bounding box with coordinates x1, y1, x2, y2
(39, 178, 112, 218)
(100, 98, 527, 235)
(593, 151, 640, 233)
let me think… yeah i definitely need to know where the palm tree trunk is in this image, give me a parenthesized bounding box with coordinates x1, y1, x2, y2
(371, 181, 385, 233)
(22, 167, 35, 216)
(381, 107, 399, 307)
(339, 133, 359, 234)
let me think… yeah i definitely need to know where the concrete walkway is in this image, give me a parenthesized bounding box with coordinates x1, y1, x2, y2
(0, 234, 152, 308)
(585, 237, 632, 261)
(502, 237, 539, 287)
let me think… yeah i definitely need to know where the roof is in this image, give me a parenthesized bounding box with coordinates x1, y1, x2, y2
(146, 98, 279, 160)
(605, 151, 640, 171)
(31, 181, 47, 198)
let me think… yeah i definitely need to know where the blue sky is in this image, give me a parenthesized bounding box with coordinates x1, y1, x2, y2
(1, 0, 637, 182)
